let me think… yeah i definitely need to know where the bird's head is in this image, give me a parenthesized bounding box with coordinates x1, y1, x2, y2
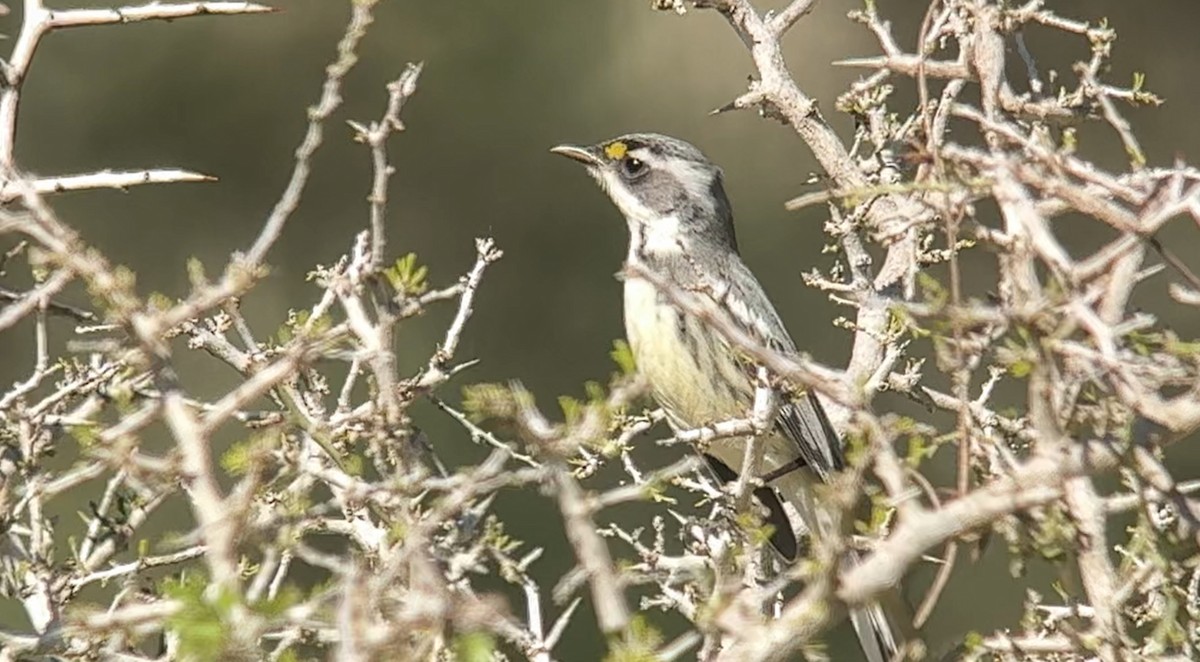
(551, 133, 738, 255)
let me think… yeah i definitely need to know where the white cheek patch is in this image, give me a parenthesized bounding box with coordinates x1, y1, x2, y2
(676, 162, 718, 216)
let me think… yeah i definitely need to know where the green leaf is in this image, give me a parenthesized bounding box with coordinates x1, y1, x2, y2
(1008, 359, 1032, 378)
(162, 574, 235, 662)
(1165, 335, 1200, 357)
(453, 631, 495, 662)
(610, 339, 637, 375)
(251, 585, 301, 618)
(605, 615, 664, 662)
(148, 291, 176, 312)
(276, 309, 331, 344)
(904, 434, 933, 468)
(186, 257, 208, 287)
(342, 453, 364, 476)
(585, 380, 606, 404)
(482, 517, 522, 555)
(220, 432, 281, 475)
(220, 440, 254, 476)
(69, 423, 99, 449)
(558, 395, 583, 425)
(383, 252, 429, 296)
(916, 271, 947, 308)
(1061, 127, 1078, 154)
(462, 383, 524, 421)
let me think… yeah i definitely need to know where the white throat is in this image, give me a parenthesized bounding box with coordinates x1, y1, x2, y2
(593, 168, 688, 259)
(628, 215, 685, 258)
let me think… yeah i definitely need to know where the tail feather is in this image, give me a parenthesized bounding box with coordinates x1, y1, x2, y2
(850, 605, 897, 662)
(848, 573, 901, 662)
(702, 441, 911, 659)
(773, 466, 909, 661)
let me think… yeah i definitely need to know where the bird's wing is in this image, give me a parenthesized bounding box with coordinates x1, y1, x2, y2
(702, 453, 800, 561)
(775, 394, 845, 481)
(714, 255, 846, 482)
(707, 257, 899, 662)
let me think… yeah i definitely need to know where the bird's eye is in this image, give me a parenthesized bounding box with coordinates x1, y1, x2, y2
(621, 157, 647, 179)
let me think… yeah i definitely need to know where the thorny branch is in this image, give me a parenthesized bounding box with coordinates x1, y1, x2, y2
(641, 0, 1200, 660)
(621, 0, 1200, 660)
(4, 0, 1200, 661)
(0, 2, 546, 660)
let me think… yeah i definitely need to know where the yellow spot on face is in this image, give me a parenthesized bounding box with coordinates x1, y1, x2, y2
(604, 141, 628, 160)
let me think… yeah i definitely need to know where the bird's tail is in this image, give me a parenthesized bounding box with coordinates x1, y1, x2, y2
(846, 548, 903, 662)
(772, 468, 910, 661)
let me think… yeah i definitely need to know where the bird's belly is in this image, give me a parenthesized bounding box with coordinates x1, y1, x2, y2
(624, 279, 748, 428)
(623, 279, 806, 481)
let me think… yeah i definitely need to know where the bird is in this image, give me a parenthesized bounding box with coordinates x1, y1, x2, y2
(551, 133, 905, 662)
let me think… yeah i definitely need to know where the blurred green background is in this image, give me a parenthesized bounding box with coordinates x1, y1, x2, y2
(4, 0, 1200, 658)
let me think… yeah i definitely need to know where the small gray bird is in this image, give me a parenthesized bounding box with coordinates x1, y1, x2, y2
(552, 133, 904, 662)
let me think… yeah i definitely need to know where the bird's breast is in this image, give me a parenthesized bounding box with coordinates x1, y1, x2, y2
(623, 276, 811, 504)
(623, 277, 750, 429)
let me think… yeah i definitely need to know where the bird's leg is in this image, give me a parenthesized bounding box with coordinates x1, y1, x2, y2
(759, 456, 807, 484)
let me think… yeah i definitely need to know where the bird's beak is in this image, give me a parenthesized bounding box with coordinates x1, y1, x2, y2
(550, 144, 604, 167)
